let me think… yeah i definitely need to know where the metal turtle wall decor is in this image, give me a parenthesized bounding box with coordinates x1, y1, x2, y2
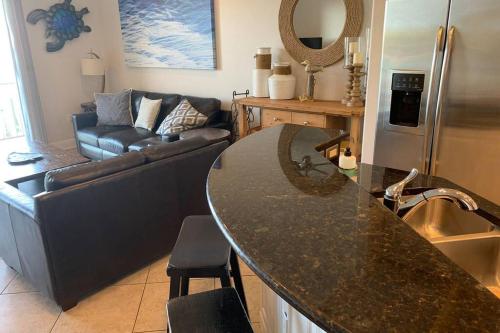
(27, 0, 91, 52)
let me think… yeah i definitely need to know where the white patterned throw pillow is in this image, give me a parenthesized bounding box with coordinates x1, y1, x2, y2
(156, 99, 208, 135)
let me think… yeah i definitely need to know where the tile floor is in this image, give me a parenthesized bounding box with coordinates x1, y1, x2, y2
(0, 257, 262, 333)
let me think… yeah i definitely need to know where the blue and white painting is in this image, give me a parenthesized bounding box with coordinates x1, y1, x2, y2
(118, 0, 216, 70)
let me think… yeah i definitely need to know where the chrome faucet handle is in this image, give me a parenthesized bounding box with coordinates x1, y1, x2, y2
(384, 168, 418, 212)
(385, 168, 419, 200)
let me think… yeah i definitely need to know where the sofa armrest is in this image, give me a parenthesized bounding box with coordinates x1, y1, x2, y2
(0, 183, 36, 220)
(161, 133, 180, 142)
(72, 112, 98, 131)
(142, 137, 212, 162)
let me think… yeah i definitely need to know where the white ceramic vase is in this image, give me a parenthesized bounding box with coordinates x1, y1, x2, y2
(269, 74, 296, 100)
(252, 69, 272, 97)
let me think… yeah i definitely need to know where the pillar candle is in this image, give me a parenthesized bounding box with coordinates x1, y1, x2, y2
(349, 42, 359, 54)
(353, 52, 363, 65)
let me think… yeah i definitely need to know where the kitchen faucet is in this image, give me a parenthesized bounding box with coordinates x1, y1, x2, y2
(383, 169, 478, 218)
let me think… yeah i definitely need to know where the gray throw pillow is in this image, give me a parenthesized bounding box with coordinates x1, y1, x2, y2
(156, 99, 208, 135)
(95, 89, 133, 126)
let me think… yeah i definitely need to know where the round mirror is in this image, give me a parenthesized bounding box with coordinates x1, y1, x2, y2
(293, 0, 347, 50)
(279, 0, 363, 67)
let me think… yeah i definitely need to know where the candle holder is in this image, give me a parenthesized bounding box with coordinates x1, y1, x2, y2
(347, 63, 366, 107)
(342, 53, 354, 104)
(342, 37, 360, 105)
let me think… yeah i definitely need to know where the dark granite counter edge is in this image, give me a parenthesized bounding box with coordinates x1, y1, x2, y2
(208, 197, 349, 333)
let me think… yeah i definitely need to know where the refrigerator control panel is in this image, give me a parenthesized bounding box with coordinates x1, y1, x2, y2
(389, 72, 426, 128)
(392, 73, 425, 92)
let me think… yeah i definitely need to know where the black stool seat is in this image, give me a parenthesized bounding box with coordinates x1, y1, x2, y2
(166, 215, 248, 313)
(167, 216, 230, 273)
(167, 288, 253, 333)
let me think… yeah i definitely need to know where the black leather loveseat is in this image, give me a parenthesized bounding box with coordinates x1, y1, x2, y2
(0, 134, 228, 310)
(72, 90, 231, 160)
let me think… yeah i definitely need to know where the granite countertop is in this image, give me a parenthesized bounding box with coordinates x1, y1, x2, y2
(207, 124, 500, 333)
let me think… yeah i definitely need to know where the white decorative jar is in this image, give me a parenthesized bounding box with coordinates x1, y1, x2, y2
(252, 69, 272, 97)
(252, 47, 272, 97)
(268, 63, 296, 100)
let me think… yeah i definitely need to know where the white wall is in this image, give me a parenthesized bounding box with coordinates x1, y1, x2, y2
(101, 0, 372, 111)
(21, 0, 108, 148)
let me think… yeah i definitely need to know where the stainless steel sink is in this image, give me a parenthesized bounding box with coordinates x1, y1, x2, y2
(402, 199, 496, 239)
(377, 193, 500, 297)
(433, 234, 500, 295)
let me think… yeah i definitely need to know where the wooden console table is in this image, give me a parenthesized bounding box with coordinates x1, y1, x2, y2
(237, 97, 365, 157)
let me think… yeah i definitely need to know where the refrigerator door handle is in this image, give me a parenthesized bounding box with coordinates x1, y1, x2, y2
(430, 26, 456, 175)
(422, 25, 445, 173)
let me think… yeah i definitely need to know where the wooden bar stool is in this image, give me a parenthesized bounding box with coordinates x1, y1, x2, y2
(167, 288, 253, 333)
(166, 215, 248, 313)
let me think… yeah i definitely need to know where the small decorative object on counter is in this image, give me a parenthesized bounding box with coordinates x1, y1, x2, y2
(252, 47, 272, 97)
(339, 147, 357, 170)
(269, 62, 296, 100)
(299, 60, 323, 102)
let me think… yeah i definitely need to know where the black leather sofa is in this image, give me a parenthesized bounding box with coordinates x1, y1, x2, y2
(72, 90, 231, 160)
(0, 135, 228, 310)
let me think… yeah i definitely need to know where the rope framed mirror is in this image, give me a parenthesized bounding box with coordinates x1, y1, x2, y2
(279, 0, 363, 67)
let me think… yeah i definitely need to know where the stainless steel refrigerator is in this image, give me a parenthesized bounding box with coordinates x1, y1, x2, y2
(373, 0, 500, 204)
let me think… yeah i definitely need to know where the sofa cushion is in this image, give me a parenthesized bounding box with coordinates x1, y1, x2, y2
(98, 128, 156, 154)
(183, 96, 221, 124)
(77, 125, 131, 146)
(95, 89, 133, 126)
(156, 99, 208, 135)
(142, 137, 212, 163)
(44, 151, 146, 192)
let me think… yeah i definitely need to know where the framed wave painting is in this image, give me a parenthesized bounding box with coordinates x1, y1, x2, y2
(118, 0, 216, 70)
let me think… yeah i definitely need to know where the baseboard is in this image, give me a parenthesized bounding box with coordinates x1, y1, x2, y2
(50, 138, 76, 150)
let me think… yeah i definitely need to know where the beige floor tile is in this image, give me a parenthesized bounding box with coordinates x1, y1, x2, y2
(253, 322, 263, 333)
(0, 292, 61, 333)
(134, 279, 214, 333)
(114, 265, 150, 286)
(52, 284, 144, 333)
(134, 282, 169, 332)
(3, 274, 38, 294)
(0, 259, 16, 293)
(238, 258, 256, 276)
(243, 276, 262, 323)
(189, 278, 216, 294)
(147, 256, 170, 283)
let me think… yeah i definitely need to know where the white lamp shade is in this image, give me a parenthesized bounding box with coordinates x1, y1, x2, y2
(81, 58, 105, 76)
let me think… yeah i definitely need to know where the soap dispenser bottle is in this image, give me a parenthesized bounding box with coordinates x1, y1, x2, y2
(339, 147, 357, 170)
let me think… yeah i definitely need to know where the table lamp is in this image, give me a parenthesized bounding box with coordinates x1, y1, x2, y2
(81, 50, 105, 94)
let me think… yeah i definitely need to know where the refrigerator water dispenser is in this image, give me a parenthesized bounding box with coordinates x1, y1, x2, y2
(389, 72, 425, 127)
